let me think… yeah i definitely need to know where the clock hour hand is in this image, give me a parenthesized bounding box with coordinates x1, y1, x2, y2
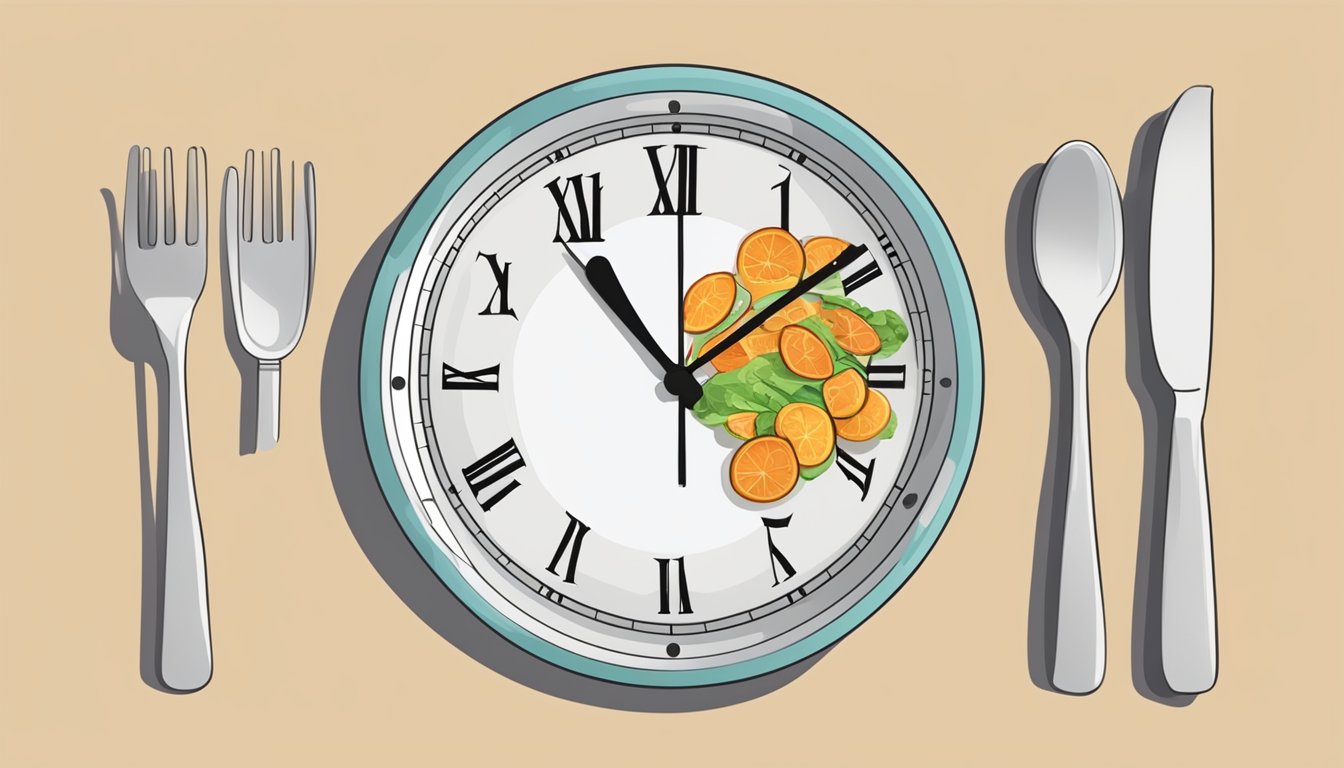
(687, 244, 867, 374)
(560, 242, 704, 406)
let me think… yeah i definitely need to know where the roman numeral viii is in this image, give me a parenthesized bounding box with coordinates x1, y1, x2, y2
(656, 556, 693, 615)
(460, 438, 526, 512)
(646, 144, 701, 217)
(545, 512, 590, 584)
(546, 173, 603, 243)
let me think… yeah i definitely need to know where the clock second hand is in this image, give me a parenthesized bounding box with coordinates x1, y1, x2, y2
(676, 212, 687, 487)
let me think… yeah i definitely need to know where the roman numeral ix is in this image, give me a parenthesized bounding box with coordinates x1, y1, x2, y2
(441, 362, 500, 391)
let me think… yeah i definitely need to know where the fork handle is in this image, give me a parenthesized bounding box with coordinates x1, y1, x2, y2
(159, 333, 213, 692)
(1161, 390, 1217, 694)
(256, 360, 282, 452)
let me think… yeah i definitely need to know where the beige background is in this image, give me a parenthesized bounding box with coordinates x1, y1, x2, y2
(3, 0, 1342, 764)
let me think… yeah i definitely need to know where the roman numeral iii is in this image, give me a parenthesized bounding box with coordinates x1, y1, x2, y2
(646, 144, 701, 217)
(867, 363, 907, 389)
(461, 438, 526, 512)
(545, 512, 590, 584)
(476, 251, 516, 318)
(656, 556, 693, 615)
(546, 173, 603, 243)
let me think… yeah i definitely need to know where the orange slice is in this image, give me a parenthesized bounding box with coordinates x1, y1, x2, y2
(820, 306, 882, 356)
(725, 412, 758, 440)
(736, 227, 804, 301)
(835, 389, 892, 442)
(729, 436, 800, 503)
(803, 236, 849, 276)
(696, 315, 751, 373)
(738, 327, 781, 361)
(780, 324, 834, 380)
(822, 368, 869, 419)
(763, 296, 821, 332)
(775, 403, 836, 467)
(683, 272, 738, 334)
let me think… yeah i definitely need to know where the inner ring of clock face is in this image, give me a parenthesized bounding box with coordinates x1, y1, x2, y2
(389, 93, 955, 667)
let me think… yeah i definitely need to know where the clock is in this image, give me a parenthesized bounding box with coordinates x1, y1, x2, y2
(360, 66, 982, 687)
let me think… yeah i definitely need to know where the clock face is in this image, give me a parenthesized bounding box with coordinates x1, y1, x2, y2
(367, 68, 980, 685)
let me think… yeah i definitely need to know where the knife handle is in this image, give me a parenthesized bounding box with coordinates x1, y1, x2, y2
(1161, 391, 1217, 694)
(1050, 339, 1105, 694)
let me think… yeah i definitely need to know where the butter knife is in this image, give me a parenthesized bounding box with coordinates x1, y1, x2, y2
(1148, 85, 1217, 694)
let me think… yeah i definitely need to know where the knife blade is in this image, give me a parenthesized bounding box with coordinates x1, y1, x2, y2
(1149, 85, 1214, 391)
(1149, 84, 1218, 695)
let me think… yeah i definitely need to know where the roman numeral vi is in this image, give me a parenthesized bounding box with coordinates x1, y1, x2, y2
(656, 556, 693, 615)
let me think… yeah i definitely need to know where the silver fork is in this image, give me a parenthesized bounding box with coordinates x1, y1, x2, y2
(223, 149, 316, 451)
(122, 145, 212, 692)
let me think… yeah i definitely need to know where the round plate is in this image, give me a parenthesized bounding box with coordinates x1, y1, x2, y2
(360, 65, 982, 686)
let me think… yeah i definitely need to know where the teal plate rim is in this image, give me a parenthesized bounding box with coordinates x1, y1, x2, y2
(358, 64, 984, 688)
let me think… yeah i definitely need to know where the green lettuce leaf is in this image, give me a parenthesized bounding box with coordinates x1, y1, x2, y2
(692, 354, 825, 427)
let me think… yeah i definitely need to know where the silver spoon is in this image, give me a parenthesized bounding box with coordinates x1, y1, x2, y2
(1033, 140, 1123, 694)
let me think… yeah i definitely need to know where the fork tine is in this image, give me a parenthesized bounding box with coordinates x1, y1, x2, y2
(271, 149, 284, 242)
(163, 147, 176, 245)
(186, 147, 201, 246)
(124, 146, 141, 249)
(243, 149, 255, 242)
(147, 154, 159, 248)
(261, 148, 274, 243)
(139, 148, 152, 245)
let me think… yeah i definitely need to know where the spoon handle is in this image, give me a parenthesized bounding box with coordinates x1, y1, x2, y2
(1051, 339, 1105, 694)
(1160, 390, 1217, 693)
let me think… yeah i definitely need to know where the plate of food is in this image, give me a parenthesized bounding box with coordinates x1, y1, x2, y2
(360, 65, 982, 686)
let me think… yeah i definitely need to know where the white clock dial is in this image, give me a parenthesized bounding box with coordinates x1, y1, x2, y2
(375, 84, 969, 676)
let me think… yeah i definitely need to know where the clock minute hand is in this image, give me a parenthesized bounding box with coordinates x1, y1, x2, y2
(687, 243, 868, 374)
